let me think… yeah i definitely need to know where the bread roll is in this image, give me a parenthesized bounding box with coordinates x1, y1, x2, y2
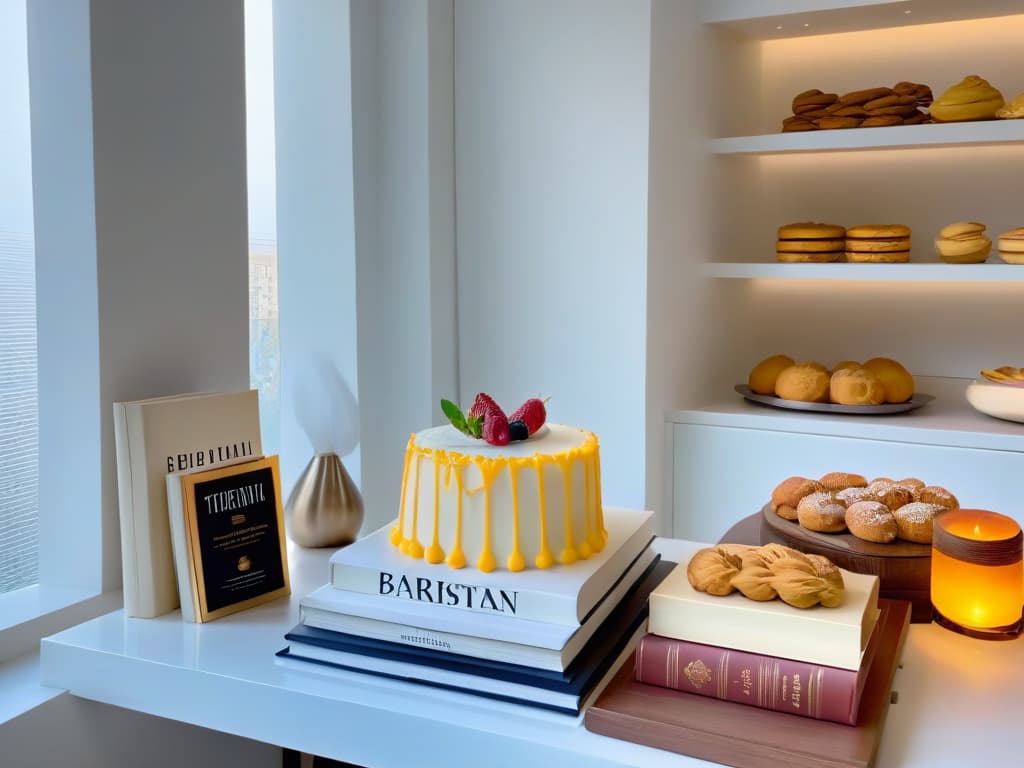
(830, 367, 885, 406)
(819, 471, 868, 492)
(846, 501, 898, 543)
(917, 485, 959, 509)
(749, 354, 796, 395)
(775, 363, 831, 403)
(893, 502, 945, 544)
(771, 476, 825, 521)
(797, 492, 848, 533)
(862, 357, 915, 403)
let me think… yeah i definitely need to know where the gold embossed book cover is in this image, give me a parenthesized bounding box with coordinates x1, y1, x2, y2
(166, 455, 290, 622)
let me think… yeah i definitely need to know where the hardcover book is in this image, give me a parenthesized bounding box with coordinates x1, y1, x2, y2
(301, 549, 660, 672)
(278, 559, 675, 715)
(328, 507, 655, 626)
(634, 607, 883, 725)
(113, 390, 262, 617)
(648, 543, 880, 670)
(166, 455, 290, 622)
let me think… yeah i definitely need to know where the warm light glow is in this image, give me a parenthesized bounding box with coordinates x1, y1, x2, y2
(931, 509, 1023, 634)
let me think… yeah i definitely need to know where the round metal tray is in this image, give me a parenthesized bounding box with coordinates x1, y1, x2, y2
(734, 384, 934, 415)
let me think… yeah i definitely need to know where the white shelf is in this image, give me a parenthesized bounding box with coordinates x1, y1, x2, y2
(702, 0, 1024, 40)
(703, 259, 1024, 281)
(668, 376, 1024, 453)
(710, 120, 1024, 155)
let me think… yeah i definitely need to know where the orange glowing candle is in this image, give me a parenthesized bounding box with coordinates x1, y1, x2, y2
(931, 509, 1023, 640)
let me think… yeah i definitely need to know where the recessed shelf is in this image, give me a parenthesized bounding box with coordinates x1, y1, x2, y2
(702, 0, 1024, 40)
(710, 120, 1024, 155)
(703, 260, 1024, 281)
(669, 376, 1024, 453)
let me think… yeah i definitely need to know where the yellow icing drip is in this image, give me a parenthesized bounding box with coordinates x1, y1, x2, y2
(593, 439, 607, 545)
(425, 456, 445, 563)
(534, 455, 555, 569)
(391, 437, 414, 546)
(577, 453, 594, 559)
(506, 460, 526, 572)
(476, 458, 502, 572)
(556, 452, 578, 565)
(446, 464, 466, 568)
(404, 452, 424, 558)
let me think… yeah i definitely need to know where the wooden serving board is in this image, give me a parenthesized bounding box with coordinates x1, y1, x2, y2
(759, 505, 932, 623)
(584, 599, 911, 768)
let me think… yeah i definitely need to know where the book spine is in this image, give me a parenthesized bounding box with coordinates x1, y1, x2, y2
(634, 634, 859, 725)
(329, 561, 578, 626)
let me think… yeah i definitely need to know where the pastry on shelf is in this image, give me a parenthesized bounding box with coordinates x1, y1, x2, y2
(776, 222, 845, 262)
(997, 228, 1024, 264)
(980, 365, 1024, 385)
(748, 354, 795, 395)
(934, 221, 991, 264)
(861, 357, 915, 404)
(930, 75, 1004, 122)
(845, 224, 911, 263)
(996, 91, 1024, 119)
(780, 82, 932, 132)
(745, 355, 916, 406)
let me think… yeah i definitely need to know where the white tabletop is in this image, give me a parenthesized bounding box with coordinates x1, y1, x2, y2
(39, 538, 1024, 768)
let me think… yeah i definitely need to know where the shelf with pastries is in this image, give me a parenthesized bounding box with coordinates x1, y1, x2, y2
(667, 375, 1024, 453)
(702, 258, 1024, 281)
(700, 0, 1024, 40)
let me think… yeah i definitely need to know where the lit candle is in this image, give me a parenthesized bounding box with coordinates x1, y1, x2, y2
(931, 509, 1023, 640)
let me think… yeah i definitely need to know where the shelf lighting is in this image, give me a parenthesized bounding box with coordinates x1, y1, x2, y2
(931, 509, 1023, 640)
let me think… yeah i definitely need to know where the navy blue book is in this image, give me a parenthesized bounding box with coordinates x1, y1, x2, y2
(276, 557, 673, 715)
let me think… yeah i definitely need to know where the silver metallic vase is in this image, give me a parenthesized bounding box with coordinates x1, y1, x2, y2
(285, 453, 364, 548)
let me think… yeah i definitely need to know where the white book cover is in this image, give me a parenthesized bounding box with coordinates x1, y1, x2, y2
(112, 390, 262, 618)
(329, 507, 655, 626)
(301, 546, 659, 672)
(647, 541, 880, 671)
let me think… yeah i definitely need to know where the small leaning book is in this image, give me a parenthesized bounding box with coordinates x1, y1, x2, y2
(112, 389, 262, 617)
(634, 605, 884, 726)
(166, 454, 290, 623)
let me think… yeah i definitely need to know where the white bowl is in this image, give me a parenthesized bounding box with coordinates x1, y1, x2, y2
(965, 379, 1024, 424)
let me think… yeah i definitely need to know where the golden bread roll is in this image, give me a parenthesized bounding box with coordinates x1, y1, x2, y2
(770, 475, 825, 520)
(777, 251, 841, 263)
(893, 502, 945, 544)
(819, 471, 868, 492)
(917, 485, 959, 509)
(835, 485, 878, 507)
(832, 360, 861, 373)
(778, 222, 846, 240)
(930, 75, 1004, 122)
(896, 477, 926, 492)
(774, 362, 831, 403)
(845, 251, 910, 263)
(846, 224, 911, 239)
(874, 483, 915, 510)
(862, 357, 915, 403)
(796, 492, 847, 533)
(869, 476, 895, 486)
(830, 367, 885, 405)
(748, 354, 796, 395)
(845, 501, 898, 543)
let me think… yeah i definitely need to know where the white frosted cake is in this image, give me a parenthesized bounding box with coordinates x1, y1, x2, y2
(389, 423, 607, 573)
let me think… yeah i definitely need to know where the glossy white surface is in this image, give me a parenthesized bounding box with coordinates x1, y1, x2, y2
(965, 379, 1024, 424)
(39, 538, 1024, 767)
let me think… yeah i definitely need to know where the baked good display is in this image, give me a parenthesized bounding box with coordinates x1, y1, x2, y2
(767, 473, 960, 545)
(845, 224, 912, 263)
(980, 365, 1024, 385)
(830, 367, 885, 405)
(687, 543, 844, 609)
(776, 222, 845, 262)
(997, 228, 1024, 264)
(934, 221, 992, 264)
(996, 91, 1024, 119)
(748, 354, 795, 394)
(861, 357, 915, 403)
(774, 362, 831, 403)
(930, 75, 1004, 122)
(391, 394, 605, 572)
(780, 82, 931, 132)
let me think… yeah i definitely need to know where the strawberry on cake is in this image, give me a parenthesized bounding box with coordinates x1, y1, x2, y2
(390, 394, 607, 573)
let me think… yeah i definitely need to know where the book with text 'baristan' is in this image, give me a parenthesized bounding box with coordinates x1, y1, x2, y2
(328, 506, 654, 626)
(277, 559, 675, 715)
(113, 390, 262, 618)
(648, 542, 881, 671)
(300, 547, 659, 672)
(634, 601, 885, 725)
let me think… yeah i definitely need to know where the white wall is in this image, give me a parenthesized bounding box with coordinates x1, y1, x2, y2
(453, 0, 652, 514)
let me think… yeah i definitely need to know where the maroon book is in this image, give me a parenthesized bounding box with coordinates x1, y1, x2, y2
(634, 617, 881, 726)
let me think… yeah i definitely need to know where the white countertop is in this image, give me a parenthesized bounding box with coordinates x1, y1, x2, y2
(39, 538, 1024, 768)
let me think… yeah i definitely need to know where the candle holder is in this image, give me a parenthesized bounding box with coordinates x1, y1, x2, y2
(931, 508, 1023, 640)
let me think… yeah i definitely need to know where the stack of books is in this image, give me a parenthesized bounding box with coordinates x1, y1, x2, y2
(637, 547, 884, 726)
(278, 507, 673, 715)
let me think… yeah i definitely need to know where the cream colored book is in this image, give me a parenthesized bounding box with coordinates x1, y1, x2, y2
(113, 390, 262, 618)
(648, 542, 880, 671)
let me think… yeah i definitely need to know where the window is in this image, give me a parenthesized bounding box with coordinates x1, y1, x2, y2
(0, 0, 39, 595)
(245, 0, 280, 456)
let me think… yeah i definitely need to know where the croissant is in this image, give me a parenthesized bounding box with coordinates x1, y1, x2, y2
(686, 546, 742, 596)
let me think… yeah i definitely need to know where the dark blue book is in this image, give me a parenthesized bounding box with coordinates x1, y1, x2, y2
(276, 557, 673, 715)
